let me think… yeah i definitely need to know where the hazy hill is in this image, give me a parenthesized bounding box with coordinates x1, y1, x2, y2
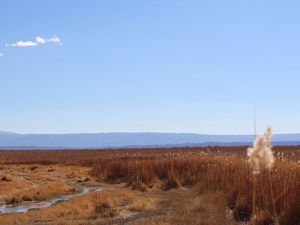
(1, 131, 300, 149)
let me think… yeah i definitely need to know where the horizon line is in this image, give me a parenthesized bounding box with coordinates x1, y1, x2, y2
(2, 130, 300, 136)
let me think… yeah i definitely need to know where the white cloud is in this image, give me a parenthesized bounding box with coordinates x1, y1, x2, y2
(8, 41, 38, 47)
(0, 53, 3, 57)
(47, 35, 61, 44)
(36, 36, 46, 44)
(6, 35, 62, 47)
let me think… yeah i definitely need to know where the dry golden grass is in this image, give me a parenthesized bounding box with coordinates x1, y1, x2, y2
(0, 147, 299, 225)
(0, 164, 95, 206)
(131, 191, 236, 225)
(0, 183, 159, 225)
(90, 151, 300, 224)
(6, 180, 76, 204)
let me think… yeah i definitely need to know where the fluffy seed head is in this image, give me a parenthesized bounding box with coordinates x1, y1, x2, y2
(247, 126, 275, 174)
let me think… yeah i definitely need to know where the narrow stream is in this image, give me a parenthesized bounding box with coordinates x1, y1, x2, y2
(0, 186, 102, 214)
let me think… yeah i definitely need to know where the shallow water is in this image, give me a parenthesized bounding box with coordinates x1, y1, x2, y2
(0, 186, 102, 214)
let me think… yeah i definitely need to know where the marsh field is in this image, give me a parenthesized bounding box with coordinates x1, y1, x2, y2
(0, 146, 299, 225)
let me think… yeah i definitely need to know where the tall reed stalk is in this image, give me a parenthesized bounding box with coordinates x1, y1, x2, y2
(247, 127, 278, 224)
(252, 173, 257, 219)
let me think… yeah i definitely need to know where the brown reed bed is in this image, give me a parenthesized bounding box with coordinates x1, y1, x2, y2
(0, 145, 299, 165)
(90, 150, 300, 224)
(0, 146, 299, 224)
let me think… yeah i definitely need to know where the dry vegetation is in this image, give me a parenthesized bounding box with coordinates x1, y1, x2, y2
(91, 151, 300, 224)
(0, 145, 299, 225)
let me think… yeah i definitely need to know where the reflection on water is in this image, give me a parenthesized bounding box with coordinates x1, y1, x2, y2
(0, 186, 102, 214)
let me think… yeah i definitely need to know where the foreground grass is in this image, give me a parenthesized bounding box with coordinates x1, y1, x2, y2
(0, 147, 299, 225)
(90, 151, 300, 224)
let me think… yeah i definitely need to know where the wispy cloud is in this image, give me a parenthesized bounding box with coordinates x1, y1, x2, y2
(0, 53, 3, 57)
(6, 41, 38, 47)
(36, 36, 46, 44)
(47, 36, 61, 44)
(6, 35, 62, 47)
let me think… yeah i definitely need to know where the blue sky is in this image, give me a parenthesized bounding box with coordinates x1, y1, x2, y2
(1, 1, 300, 134)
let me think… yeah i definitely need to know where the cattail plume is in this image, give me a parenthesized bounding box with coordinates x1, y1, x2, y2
(247, 126, 275, 174)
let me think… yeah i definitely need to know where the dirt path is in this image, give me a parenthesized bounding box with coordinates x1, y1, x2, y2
(110, 188, 192, 225)
(28, 187, 192, 225)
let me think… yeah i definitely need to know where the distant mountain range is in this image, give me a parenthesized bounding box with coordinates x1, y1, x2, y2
(1, 131, 300, 149)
